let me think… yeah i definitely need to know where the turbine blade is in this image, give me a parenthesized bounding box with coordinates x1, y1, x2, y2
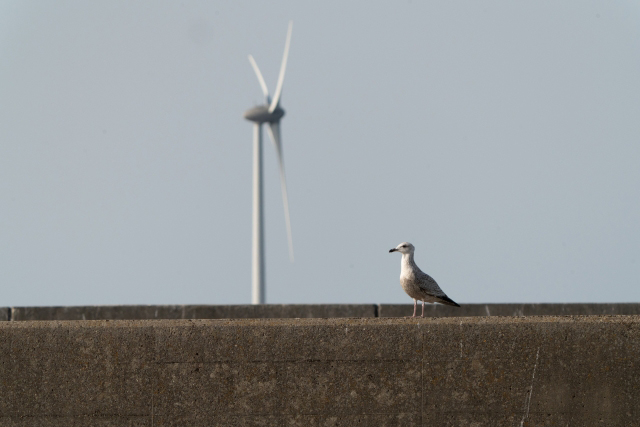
(248, 54, 270, 104)
(266, 121, 294, 262)
(268, 21, 293, 113)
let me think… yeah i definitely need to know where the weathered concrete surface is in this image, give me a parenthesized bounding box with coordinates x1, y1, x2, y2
(379, 302, 640, 318)
(6, 303, 640, 321)
(0, 316, 638, 426)
(8, 304, 377, 321)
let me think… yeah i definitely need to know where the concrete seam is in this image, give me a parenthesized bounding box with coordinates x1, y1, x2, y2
(151, 372, 155, 427)
(519, 346, 540, 427)
(421, 326, 424, 426)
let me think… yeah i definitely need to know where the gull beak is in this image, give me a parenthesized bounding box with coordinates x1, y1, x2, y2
(389, 248, 397, 253)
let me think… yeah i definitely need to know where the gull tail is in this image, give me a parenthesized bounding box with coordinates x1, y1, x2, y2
(437, 295, 461, 307)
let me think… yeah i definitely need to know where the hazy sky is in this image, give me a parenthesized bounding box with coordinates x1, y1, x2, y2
(1, 1, 639, 306)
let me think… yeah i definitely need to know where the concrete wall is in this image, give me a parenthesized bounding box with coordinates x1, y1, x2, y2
(5, 303, 640, 321)
(0, 316, 638, 426)
(7, 304, 377, 321)
(378, 302, 640, 317)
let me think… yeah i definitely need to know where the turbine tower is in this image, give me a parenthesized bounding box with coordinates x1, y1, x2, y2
(243, 21, 294, 304)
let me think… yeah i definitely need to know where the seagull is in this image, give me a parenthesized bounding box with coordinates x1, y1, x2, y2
(389, 242, 460, 317)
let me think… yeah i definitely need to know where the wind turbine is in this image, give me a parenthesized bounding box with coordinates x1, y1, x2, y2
(243, 21, 294, 304)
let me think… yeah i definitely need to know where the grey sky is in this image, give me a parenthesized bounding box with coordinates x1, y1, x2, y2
(1, 1, 639, 306)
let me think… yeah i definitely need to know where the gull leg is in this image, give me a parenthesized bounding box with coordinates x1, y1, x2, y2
(406, 299, 417, 318)
(421, 300, 425, 318)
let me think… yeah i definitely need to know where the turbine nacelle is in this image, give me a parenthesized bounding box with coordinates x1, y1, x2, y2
(243, 105, 285, 124)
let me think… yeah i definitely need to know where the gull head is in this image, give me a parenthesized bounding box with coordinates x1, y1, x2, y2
(389, 242, 415, 255)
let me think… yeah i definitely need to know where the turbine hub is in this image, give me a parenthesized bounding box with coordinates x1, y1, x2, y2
(243, 105, 285, 124)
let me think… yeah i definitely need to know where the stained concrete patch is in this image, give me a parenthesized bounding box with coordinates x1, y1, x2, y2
(2, 323, 155, 418)
(152, 414, 420, 427)
(0, 416, 151, 427)
(154, 320, 423, 362)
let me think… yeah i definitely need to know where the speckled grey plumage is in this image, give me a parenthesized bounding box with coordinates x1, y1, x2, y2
(389, 242, 459, 316)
